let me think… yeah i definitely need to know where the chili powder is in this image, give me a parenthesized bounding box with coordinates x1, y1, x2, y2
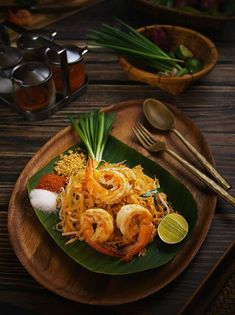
(36, 173, 66, 192)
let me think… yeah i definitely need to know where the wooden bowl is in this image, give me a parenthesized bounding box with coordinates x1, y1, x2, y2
(127, 0, 235, 29)
(119, 25, 218, 95)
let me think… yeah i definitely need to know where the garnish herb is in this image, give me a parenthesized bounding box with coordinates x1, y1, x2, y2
(69, 110, 116, 162)
(88, 19, 183, 74)
(153, 195, 159, 207)
(141, 187, 163, 207)
(140, 187, 162, 198)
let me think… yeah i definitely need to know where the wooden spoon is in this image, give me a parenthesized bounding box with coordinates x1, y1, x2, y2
(143, 98, 231, 190)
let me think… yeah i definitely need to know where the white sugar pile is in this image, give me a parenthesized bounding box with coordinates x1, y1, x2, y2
(29, 189, 58, 213)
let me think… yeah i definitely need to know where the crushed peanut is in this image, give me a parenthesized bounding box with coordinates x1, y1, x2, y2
(54, 150, 86, 178)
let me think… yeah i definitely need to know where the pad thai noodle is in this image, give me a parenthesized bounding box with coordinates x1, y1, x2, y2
(57, 157, 174, 261)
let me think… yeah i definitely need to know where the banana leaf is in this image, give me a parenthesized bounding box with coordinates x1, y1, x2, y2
(27, 136, 198, 275)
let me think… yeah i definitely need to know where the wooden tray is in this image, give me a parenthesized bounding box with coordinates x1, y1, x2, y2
(8, 99, 217, 305)
(177, 241, 235, 315)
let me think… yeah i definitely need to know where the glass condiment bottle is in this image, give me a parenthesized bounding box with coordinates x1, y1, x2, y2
(11, 61, 56, 112)
(0, 24, 10, 46)
(46, 45, 87, 94)
(0, 45, 23, 95)
(16, 31, 57, 61)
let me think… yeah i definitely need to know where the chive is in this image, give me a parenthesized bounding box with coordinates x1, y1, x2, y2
(154, 195, 159, 207)
(89, 42, 181, 62)
(96, 112, 104, 161)
(88, 19, 183, 74)
(101, 23, 169, 58)
(69, 114, 95, 160)
(69, 111, 116, 162)
(115, 19, 170, 58)
(140, 187, 162, 198)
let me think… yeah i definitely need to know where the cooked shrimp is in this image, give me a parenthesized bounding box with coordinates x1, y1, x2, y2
(102, 165, 136, 183)
(116, 204, 153, 261)
(132, 165, 156, 194)
(80, 208, 122, 258)
(84, 159, 130, 204)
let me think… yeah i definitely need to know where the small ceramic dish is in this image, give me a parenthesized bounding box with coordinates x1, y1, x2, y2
(119, 25, 218, 95)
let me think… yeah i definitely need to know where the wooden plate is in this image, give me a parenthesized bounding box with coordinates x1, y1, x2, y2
(8, 99, 217, 305)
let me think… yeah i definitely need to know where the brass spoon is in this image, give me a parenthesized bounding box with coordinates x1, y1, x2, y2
(143, 98, 231, 190)
(133, 122, 235, 207)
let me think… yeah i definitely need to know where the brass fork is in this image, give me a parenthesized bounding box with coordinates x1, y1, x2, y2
(133, 122, 235, 207)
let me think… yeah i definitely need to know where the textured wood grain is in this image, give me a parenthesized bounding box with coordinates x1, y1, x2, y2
(0, 0, 235, 313)
(1, 211, 235, 314)
(8, 99, 216, 305)
(177, 241, 235, 315)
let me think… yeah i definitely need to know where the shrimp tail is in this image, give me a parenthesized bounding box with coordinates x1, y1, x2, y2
(121, 222, 153, 261)
(84, 158, 108, 197)
(80, 208, 123, 258)
(86, 241, 123, 259)
(83, 158, 94, 191)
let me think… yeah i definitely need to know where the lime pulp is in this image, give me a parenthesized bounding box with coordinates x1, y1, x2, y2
(158, 213, 189, 244)
(175, 44, 194, 60)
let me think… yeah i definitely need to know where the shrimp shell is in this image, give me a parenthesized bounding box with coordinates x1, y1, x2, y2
(80, 208, 114, 243)
(80, 208, 123, 258)
(116, 204, 154, 261)
(84, 159, 130, 204)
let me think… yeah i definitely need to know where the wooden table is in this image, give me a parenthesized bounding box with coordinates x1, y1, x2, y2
(0, 1, 235, 314)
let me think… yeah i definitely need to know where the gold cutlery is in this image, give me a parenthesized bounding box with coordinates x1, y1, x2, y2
(133, 122, 235, 207)
(143, 98, 231, 190)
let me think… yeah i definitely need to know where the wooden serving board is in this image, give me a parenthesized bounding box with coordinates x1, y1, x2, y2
(8, 99, 217, 305)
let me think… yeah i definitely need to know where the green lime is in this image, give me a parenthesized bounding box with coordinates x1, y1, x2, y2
(175, 44, 194, 60)
(158, 213, 189, 244)
(185, 57, 203, 74)
(176, 68, 189, 77)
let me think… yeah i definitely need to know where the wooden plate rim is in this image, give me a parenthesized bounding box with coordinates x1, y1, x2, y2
(8, 99, 217, 305)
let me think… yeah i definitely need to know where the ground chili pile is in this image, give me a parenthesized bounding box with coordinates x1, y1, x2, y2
(36, 173, 66, 192)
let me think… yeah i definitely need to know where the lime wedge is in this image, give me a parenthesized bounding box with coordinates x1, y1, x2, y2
(158, 213, 189, 244)
(185, 57, 203, 73)
(175, 44, 194, 60)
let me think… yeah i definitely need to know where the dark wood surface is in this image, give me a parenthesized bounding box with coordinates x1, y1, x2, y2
(0, 0, 235, 314)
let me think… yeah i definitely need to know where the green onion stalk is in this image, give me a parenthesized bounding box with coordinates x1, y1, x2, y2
(88, 19, 183, 75)
(69, 110, 116, 164)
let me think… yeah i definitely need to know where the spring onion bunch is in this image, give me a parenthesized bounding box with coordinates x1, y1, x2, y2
(69, 111, 116, 162)
(88, 19, 183, 74)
